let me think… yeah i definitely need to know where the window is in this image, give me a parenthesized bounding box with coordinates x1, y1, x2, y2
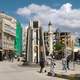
(4, 24, 15, 35)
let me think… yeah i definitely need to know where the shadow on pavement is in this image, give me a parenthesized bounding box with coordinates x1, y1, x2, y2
(47, 73, 80, 80)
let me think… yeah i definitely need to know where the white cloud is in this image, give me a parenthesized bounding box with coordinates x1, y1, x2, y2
(17, 3, 80, 31)
(60, 3, 72, 13)
(17, 7, 31, 16)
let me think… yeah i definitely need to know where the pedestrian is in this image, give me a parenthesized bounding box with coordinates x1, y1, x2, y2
(17, 56, 20, 62)
(40, 57, 45, 73)
(8, 52, 11, 61)
(39, 50, 46, 73)
(62, 57, 67, 71)
(39, 46, 47, 73)
(2, 54, 4, 60)
(48, 54, 56, 76)
(11, 52, 14, 62)
(66, 55, 70, 70)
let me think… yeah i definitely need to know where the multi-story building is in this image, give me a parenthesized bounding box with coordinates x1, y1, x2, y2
(59, 32, 72, 48)
(22, 27, 27, 53)
(0, 12, 16, 60)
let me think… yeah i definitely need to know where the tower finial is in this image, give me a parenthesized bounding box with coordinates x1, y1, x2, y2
(48, 21, 52, 26)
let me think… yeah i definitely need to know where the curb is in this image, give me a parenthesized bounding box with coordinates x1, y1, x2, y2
(47, 72, 80, 80)
(55, 73, 80, 80)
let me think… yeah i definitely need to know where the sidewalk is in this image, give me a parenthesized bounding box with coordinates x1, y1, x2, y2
(46, 60, 80, 79)
(0, 60, 68, 80)
(17, 59, 80, 79)
(7, 59, 80, 79)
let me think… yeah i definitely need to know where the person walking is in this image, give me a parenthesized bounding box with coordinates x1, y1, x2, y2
(39, 46, 46, 73)
(8, 52, 11, 61)
(11, 52, 14, 62)
(66, 55, 70, 70)
(48, 54, 56, 76)
(62, 57, 67, 71)
(39, 56, 45, 73)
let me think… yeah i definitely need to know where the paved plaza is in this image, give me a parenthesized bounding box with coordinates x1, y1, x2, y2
(54, 60, 80, 75)
(0, 60, 80, 80)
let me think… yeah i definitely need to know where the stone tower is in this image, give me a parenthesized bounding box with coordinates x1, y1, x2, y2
(25, 20, 46, 64)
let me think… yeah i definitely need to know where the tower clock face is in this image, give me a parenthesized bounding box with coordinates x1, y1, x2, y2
(33, 21, 38, 28)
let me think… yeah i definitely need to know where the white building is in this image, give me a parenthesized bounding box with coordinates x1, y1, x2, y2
(0, 12, 16, 58)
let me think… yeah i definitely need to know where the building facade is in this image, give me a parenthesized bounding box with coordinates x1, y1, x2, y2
(44, 31, 72, 55)
(15, 21, 22, 56)
(25, 20, 46, 64)
(59, 32, 72, 48)
(0, 12, 16, 60)
(22, 27, 27, 53)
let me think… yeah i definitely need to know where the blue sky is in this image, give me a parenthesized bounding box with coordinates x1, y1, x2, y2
(0, 0, 80, 33)
(0, 0, 80, 12)
(0, 0, 80, 13)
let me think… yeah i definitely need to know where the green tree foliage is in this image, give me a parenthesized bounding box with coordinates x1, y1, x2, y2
(54, 43, 64, 51)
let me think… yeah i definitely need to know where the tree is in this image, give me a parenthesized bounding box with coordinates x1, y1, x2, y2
(53, 43, 65, 59)
(54, 43, 64, 51)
